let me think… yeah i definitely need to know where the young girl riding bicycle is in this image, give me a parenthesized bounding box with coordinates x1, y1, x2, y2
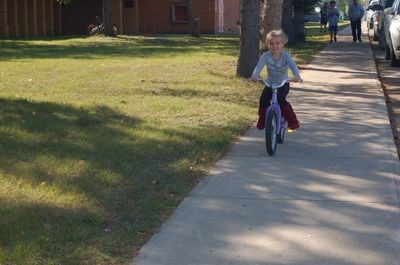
(250, 30, 302, 131)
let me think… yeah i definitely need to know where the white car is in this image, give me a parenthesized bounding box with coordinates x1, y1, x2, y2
(367, 0, 395, 44)
(367, 0, 381, 30)
(383, 0, 400, 66)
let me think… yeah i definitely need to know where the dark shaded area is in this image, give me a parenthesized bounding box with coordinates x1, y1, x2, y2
(0, 36, 239, 61)
(62, 0, 103, 35)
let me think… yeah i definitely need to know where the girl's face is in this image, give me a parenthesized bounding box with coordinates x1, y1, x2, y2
(267, 36, 284, 55)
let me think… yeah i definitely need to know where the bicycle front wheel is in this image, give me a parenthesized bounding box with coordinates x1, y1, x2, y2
(277, 119, 286, 144)
(265, 110, 278, 155)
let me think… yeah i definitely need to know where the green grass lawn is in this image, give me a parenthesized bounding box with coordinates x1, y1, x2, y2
(0, 24, 348, 265)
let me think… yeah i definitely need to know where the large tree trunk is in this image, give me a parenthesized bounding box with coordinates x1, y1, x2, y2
(103, 0, 116, 37)
(187, 0, 199, 37)
(261, 0, 283, 42)
(22, 0, 29, 37)
(236, 0, 261, 78)
(281, 0, 294, 44)
(293, 9, 305, 42)
(32, 0, 38, 37)
(11, 0, 20, 37)
(292, 0, 305, 42)
(0, 0, 9, 37)
(44, 0, 54, 36)
(38, 0, 46, 36)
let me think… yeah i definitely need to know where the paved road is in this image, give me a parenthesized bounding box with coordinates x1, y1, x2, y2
(133, 26, 400, 265)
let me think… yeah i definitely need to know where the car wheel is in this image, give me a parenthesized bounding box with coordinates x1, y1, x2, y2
(373, 28, 379, 41)
(378, 32, 385, 49)
(385, 44, 391, 60)
(390, 44, 400, 67)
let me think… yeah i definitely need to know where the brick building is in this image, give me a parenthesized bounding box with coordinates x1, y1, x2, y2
(0, 0, 62, 38)
(0, 0, 240, 38)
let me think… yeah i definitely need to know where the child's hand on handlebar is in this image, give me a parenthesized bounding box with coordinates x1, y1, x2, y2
(292, 76, 303, 83)
(249, 75, 258, 82)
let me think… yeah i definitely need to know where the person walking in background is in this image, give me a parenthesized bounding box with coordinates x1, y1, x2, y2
(349, 0, 365, 42)
(320, 2, 329, 32)
(327, 1, 340, 43)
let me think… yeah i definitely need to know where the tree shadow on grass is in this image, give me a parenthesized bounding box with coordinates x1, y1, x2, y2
(0, 36, 239, 61)
(0, 97, 245, 264)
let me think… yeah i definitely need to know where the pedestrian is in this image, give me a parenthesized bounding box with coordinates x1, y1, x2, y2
(250, 30, 302, 131)
(327, 0, 340, 43)
(349, 0, 365, 42)
(320, 2, 329, 32)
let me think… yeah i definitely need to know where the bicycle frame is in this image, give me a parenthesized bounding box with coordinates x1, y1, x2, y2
(258, 78, 291, 131)
(267, 87, 283, 133)
(257, 77, 292, 155)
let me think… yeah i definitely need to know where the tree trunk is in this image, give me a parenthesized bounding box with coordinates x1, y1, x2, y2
(236, 0, 261, 78)
(39, 0, 46, 36)
(281, 0, 294, 44)
(103, 0, 116, 37)
(291, 0, 306, 42)
(33, 0, 38, 36)
(47, 0, 54, 36)
(0, 0, 9, 37)
(54, 1, 62, 35)
(293, 9, 305, 42)
(187, 0, 199, 37)
(12, 0, 20, 37)
(261, 0, 283, 42)
(22, 0, 29, 37)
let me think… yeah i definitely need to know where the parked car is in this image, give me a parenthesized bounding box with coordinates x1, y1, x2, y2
(367, 0, 395, 44)
(367, 0, 381, 30)
(383, 0, 400, 66)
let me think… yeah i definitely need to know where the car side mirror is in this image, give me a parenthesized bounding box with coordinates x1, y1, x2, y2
(367, 4, 383, 11)
(384, 7, 395, 15)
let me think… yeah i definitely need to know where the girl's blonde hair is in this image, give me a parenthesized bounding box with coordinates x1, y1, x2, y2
(266, 30, 288, 45)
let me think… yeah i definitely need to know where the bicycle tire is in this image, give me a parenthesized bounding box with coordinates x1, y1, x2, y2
(87, 24, 97, 35)
(89, 25, 101, 36)
(385, 44, 391, 60)
(277, 119, 286, 144)
(265, 110, 278, 155)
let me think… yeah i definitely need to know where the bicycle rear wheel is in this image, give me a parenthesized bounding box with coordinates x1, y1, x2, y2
(87, 24, 97, 35)
(265, 110, 278, 155)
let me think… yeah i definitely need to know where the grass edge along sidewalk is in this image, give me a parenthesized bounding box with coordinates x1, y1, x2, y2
(0, 22, 348, 265)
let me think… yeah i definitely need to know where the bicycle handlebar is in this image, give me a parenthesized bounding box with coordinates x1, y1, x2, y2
(257, 78, 291, 89)
(257, 77, 303, 89)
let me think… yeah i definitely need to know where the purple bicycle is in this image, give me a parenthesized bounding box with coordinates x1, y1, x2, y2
(258, 78, 293, 155)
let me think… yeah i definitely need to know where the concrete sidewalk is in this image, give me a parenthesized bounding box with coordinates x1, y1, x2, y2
(134, 26, 400, 265)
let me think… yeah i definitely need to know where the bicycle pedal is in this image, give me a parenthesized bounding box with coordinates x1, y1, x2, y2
(287, 129, 296, 133)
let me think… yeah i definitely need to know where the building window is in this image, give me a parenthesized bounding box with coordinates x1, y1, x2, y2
(124, 0, 134, 8)
(172, 4, 188, 23)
